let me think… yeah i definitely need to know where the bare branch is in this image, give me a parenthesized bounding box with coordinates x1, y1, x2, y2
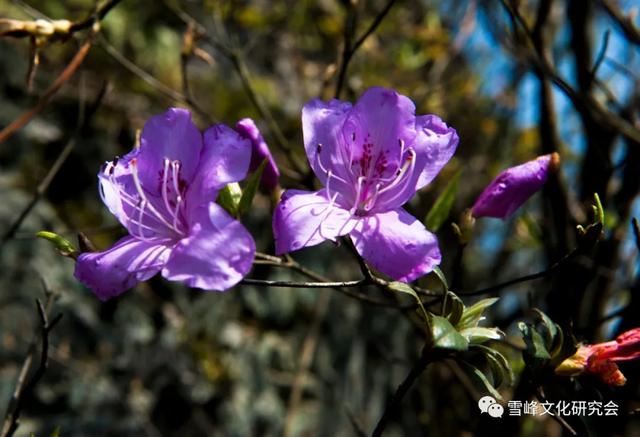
(372, 346, 441, 437)
(599, 0, 640, 46)
(241, 278, 365, 288)
(1, 81, 108, 250)
(334, 0, 398, 98)
(502, 0, 640, 144)
(1, 288, 62, 437)
(98, 36, 212, 123)
(0, 24, 99, 144)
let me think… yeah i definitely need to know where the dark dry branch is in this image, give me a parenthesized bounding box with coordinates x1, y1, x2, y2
(461, 248, 579, 296)
(590, 29, 610, 79)
(241, 278, 366, 288)
(599, 0, 640, 46)
(68, 0, 123, 33)
(502, 0, 640, 145)
(334, 0, 398, 99)
(162, 1, 307, 177)
(371, 346, 439, 437)
(0, 24, 99, 145)
(632, 217, 640, 251)
(98, 36, 212, 123)
(1, 294, 63, 437)
(0, 81, 108, 251)
(251, 255, 438, 308)
(283, 290, 331, 437)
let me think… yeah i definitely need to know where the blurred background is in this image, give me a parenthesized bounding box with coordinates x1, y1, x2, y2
(1, 0, 640, 435)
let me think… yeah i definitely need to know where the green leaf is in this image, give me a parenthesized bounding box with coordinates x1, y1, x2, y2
(459, 361, 503, 401)
(457, 297, 499, 329)
(518, 322, 551, 361)
(460, 327, 503, 344)
(532, 308, 564, 356)
(431, 266, 449, 291)
(425, 169, 461, 231)
(474, 344, 514, 387)
(36, 231, 77, 258)
(388, 281, 430, 325)
(238, 159, 267, 217)
(431, 315, 469, 351)
(50, 427, 61, 437)
(532, 309, 558, 345)
(218, 182, 242, 216)
(442, 291, 464, 326)
(593, 192, 604, 225)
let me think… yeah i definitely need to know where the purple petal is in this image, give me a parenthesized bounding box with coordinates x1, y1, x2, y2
(186, 123, 253, 210)
(273, 189, 357, 254)
(162, 203, 255, 290)
(350, 208, 441, 282)
(342, 87, 417, 175)
(136, 108, 203, 196)
(471, 153, 559, 219)
(235, 118, 280, 190)
(98, 153, 189, 241)
(98, 151, 139, 230)
(74, 236, 170, 301)
(302, 98, 354, 194)
(415, 114, 459, 189)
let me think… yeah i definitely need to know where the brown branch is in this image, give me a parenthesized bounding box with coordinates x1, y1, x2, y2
(632, 217, 640, 251)
(0, 24, 99, 145)
(1, 288, 62, 437)
(161, 2, 307, 179)
(0, 81, 108, 250)
(461, 248, 578, 296)
(68, 0, 123, 33)
(371, 346, 441, 437)
(98, 36, 212, 123)
(502, 0, 640, 145)
(599, 0, 640, 46)
(334, 0, 398, 98)
(283, 290, 331, 437)
(226, 50, 293, 154)
(251, 257, 394, 306)
(241, 277, 366, 288)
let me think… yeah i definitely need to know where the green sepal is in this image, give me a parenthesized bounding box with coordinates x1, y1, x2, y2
(36, 231, 77, 259)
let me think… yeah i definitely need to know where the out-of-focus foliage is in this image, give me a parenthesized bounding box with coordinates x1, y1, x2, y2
(1, 0, 640, 436)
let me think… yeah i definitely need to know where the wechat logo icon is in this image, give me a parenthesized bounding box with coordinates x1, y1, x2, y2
(478, 395, 504, 418)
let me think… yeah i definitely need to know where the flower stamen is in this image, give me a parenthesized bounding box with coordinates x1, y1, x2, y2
(130, 158, 182, 234)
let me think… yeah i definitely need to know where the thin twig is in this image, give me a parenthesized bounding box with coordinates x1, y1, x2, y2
(1, 287, 62, 437)
(334, 0, 398, 98)
(0, 81, 108, 250)
(334, 2, 357, 99)
(461, 248, 578, 296)
(371, 346, 438, 437)
(0, 24, 99, 144)
(632, 217, 640, 251)
(283, 290, 331, 437)
(98, 36, 212, 123)
(251, 256, 430, 307)
(227, 50, 292, 153)
(535, 389, 578, 436)
(68, 0, 123, 33)
(241, 278, 365, 288)
(599, 0, 640, 46)
(502, 0, 640, 144)
(162, 2, 307, 178)
(589, 29, 610, 79)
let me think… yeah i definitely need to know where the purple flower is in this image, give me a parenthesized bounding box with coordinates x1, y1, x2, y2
(75, 108, 256, 300)
(272, 87, 459, 282)
(235, 118, 280, 190)
(471, 153, 559, 219)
